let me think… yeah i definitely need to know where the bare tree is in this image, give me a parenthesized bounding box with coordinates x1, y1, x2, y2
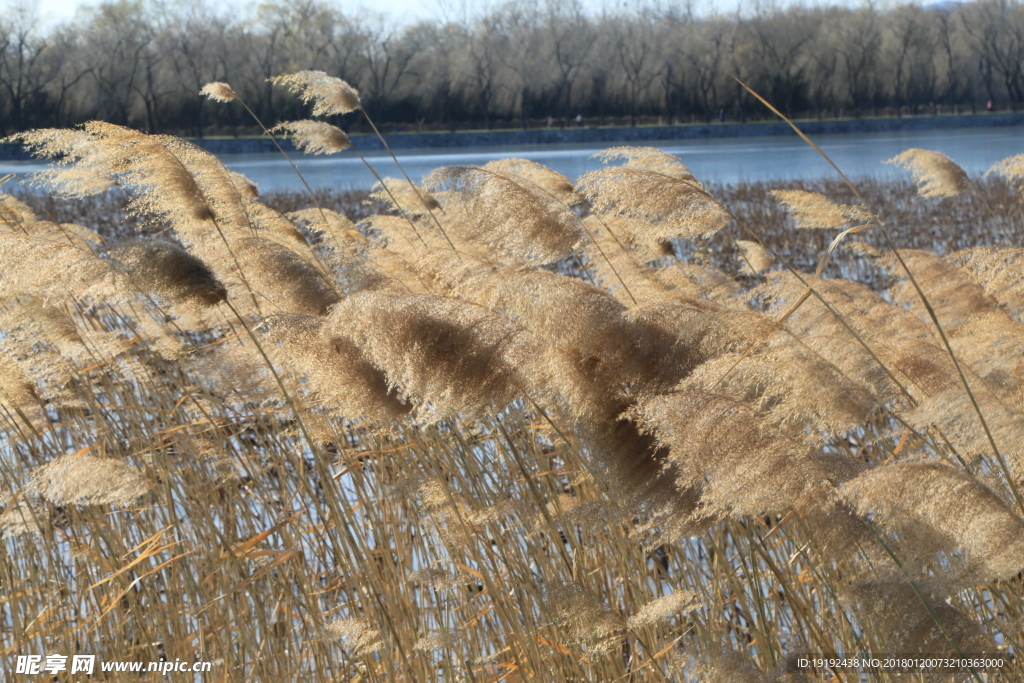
(962, 0, 1024, 111)
(829, 6, 882, 116)
(356, 17, 422, 121)
(610, 12, 659, 126)
(493, 1, 541, 129)
(540, 0, 593, 128)
(460, 16, 507, 129)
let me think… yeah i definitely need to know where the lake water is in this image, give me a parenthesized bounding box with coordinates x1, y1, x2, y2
(3, 127, 1023, 192)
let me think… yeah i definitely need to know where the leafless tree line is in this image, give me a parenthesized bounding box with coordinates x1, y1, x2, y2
(3, 0, 1024, 136)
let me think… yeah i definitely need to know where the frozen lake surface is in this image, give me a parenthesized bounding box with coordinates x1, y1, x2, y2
(3, 126, 1023, 192)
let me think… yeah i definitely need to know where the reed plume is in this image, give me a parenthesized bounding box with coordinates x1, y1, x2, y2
(324, 288, 531, 420)
(423, 165, 584, 264)
(320, 618, 381, 656)
(632, 390, 825, 524)
(576, 165, 730, 242)
(594, 146, 699, 183)
(842, 579, 989, 656)
(261, 313, 409, 422)
(480, 158, 579, 204)
(29, 454, 151, 507)
(199, 82, 238, 103)
(771, 189, 869, 228)
(6, 126, 1024, 680)
(626, 589, 699, 629)
(886, 148, 970, 198)
(10, 128, 116, 198)
(270, 120, 351, 155)
(369, 177, 439, 215)
(735, 239, 774, 273)
(270, 71, 362, 116)
(107, 239, 227, 309)
(843, 461, 1024, 582)
(947, 246, 1024, 318)
(231, 237, 339, 315)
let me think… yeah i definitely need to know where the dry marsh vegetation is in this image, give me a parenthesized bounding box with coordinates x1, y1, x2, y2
(2, 75, 1024, 682)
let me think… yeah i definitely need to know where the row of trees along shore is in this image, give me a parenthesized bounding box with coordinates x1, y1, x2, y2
(5, 0, 1024, 136)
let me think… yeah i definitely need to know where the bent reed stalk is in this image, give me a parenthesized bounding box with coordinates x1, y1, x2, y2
(1, 82, 1024, 681)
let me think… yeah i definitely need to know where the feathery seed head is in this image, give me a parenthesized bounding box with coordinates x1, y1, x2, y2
(324, 288, 531, 420)
(262, 313, 409, 422)
(481, 158, 579, 204)
(107, 239, 227, 309)
(369, 177, 439, 215)
(77, 122, 215, 224)
(271, 71, 361, 116)
(271, 120, 350, 155)
(577, 166, 730, 242)
(594, 146, 698, 183)
(842, 462, 1024, 581)
(29, 454, 150, 507)
(233, 237, 340, 315)
(771, 189, 867, 229)
(320, 617, 381, 655)
(14, 128, 117, 197)
(736, 239, 774, 273)
(987, 153, 1024, 181)
(0, 493, 49, 537)
(544, 581, 623, 656)
(627, 590, 699, 629)
(633, 390, 823, 520)
(199, 82, 239, 103)
(228, 170, 259, 200)
(843, 579, 988, 654)
(424, 165, 584, 264)
(886, 148, 970, 198)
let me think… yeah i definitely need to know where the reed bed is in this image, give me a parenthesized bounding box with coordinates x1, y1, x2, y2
(2, 75, 1024, 682)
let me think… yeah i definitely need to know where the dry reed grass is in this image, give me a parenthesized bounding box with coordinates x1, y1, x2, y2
(2, 105, 1024, 682)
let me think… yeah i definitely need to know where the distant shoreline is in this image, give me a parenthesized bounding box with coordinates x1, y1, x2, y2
(3, 112, 1024, 160)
